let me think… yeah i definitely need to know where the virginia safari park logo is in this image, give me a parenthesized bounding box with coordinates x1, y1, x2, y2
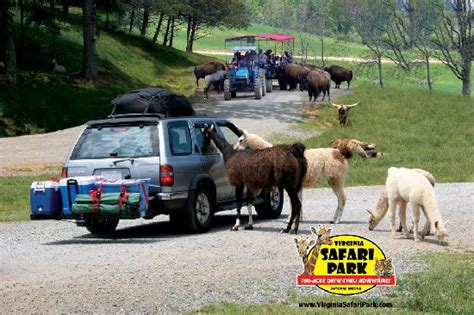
(294, 225, 396, 295)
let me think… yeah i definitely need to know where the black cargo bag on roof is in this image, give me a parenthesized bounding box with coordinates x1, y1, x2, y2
(111, 87, 195, 117)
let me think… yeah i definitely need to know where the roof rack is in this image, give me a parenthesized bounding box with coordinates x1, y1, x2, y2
(107, 113, 166, 119)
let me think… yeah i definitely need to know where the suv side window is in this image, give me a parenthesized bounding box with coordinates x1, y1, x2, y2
(217, 122, 242, 145)
(168, 121, 192, 156)
(194, 123, 219, 155)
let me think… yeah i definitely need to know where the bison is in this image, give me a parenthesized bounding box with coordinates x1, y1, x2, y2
(298, 69, 331, 101)
(324, 65, 353, 89)
(194, 61, 227, 87)
(278, 63, 310, 91)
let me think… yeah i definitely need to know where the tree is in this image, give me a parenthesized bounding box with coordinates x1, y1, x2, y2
(184, 0, 251, 52)
(351, 0, 391, 87)
(0, 0, 17, 84)
(82, 0, 98, 81)
(430, 0, 472, 96)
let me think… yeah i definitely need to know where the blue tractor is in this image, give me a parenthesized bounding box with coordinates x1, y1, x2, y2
(224, 46, 266, 101)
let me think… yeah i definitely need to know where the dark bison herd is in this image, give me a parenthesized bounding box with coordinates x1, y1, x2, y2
(194, 60, 353, 102)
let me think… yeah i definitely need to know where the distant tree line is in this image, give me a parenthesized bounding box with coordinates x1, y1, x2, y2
(246, 0, 472, 96)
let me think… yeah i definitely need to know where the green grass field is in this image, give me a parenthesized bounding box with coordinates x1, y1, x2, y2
(193, 252, 474, 314)
(299, 85, 474, 187)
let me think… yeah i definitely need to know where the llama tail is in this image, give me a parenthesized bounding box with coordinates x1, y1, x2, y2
(290, 143, 306, 159)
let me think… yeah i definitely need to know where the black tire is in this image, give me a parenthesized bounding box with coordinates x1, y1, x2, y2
(266, 79, 273, 93)
(254, 78, 262, 99)
(224, 79, 231, 101)
(256, 186, 284, 219)
(173, 184, 214, 233)
(86, 218, 119, 235)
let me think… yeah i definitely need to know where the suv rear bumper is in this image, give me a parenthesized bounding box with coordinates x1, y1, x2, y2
(157, 191, 188, 200)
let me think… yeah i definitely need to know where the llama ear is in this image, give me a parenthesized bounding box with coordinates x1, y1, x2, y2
(242, 129, 249, 135)
(434, 221, 439, 228)
(210, 124, 215, 131)
(443, 220, 449, 226)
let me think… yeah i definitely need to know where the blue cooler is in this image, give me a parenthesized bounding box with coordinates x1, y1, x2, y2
(30, 181, 62, 216)
(60, 176, 103, 215)
(100, 179, 150, 216)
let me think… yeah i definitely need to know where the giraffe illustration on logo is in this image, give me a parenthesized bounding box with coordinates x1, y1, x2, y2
(294, 225, 333, 275)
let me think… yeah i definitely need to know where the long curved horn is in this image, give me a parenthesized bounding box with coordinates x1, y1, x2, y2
(331, 103, 341, 108)
(347, 102, 359, 108)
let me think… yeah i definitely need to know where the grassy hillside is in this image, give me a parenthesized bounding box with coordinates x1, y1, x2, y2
(299, 86, 474, 186)
(146, 22, 367, 57)
(0, 8, 216, 136)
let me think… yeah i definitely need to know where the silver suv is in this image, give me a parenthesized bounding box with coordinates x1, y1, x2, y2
(63, 114, 283, 234)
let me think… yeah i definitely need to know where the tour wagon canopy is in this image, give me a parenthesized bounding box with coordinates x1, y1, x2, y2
(225, 34, 295, 54)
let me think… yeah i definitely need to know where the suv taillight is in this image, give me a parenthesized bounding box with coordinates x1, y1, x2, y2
(160, 165, 174, 186)
(61, 167, 68, 178)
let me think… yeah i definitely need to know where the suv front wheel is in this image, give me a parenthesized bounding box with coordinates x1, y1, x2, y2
(171, 184, 214, 233)
(255, 186, 284, 219)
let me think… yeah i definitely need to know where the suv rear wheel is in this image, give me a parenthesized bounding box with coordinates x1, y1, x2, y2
(86, 218, 119, 235)
(256, 186, 284, 219)
(171, 184, 214, 233)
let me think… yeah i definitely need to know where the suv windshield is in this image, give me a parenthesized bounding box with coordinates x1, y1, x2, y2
(71, 125, 159, 159)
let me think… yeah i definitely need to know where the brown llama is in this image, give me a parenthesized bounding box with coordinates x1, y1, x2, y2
(203, 125, 307, 234)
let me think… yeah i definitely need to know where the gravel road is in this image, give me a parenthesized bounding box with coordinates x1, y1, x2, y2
(1, 183, 472, 313)
(1, 84, 472, 313)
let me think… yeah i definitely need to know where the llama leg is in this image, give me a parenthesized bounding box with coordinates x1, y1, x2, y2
(245, 193, 254, 230)
(412, 204, 421, 242)
(298, 189, 304, 223)
(420, 206, 431, 238)
(398, 200, 409, 238)
(329, 177, 346, 224)
(232, 186, 244, 231)
(286, 190, 302, 234)
(387, 199, 398, 238)
(287, 189, 303, 224)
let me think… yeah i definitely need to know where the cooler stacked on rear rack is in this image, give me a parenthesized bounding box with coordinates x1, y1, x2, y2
(30, 180, 62, 217)
(30, 176, 151, 219)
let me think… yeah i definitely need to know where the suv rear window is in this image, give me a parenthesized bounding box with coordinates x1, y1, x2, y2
(71, 125, 159, 159)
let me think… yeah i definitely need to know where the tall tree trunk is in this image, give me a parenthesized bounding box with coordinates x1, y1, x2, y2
(105, 1, 109, 29)
(320, 37, 324, 67)
(186, 17, 197, 52)
(19, 0, 25, 60)
(185, 15, 192, 51)
(82, 0, 98, 81)
(129, 8, 135, 32)
(5, 36, 17, 85)
(140, 6, 149, 37)
(425, 54, 432, 91)
(377, 54, 383, 88)
(462, 59, 471, 96)
(152, 12, 164, 43)
(162, 16, 171, 46)
(168, 17, 174, 47)
(62, 0, 68, 16)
